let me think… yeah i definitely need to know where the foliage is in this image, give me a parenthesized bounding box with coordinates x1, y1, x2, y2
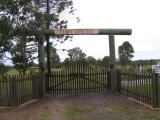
(0, 0, 75, 70)
(10, 36, 37, 75)
(118, 41, 134, 65)
(86, 56, 97, 66)
(0, 17, 13, 59)
(67, 47, 86, 62)
(96, 59, 102, 67)
(44, 43, 60, 68)
(101, 56, 110, 67)
(35, 106, 52, 120)
(0, 0, 39, 69)
(0, 64, 9, 78)
(132, 59, 157, 65)
(63, 58, 70, 66)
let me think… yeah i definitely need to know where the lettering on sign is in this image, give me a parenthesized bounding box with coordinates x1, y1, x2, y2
(152, 65, 160, 73)
(54, 29, 99, 35)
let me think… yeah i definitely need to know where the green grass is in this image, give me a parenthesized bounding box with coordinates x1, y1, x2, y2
(107, 106, 160, 120)
(107, 106, 134, 115)
(127, 84, 152, 98)
(4, 67, 63, 76)
(136, 84, 152, 95)
(35, 106, 52, 120)
(140, 113, 160, 120)
(51, 68, 63, 72)
(6, 69, 19, 75)
(4, 67, 40, 76)
(64, 105, 93, 120)
(107, 106, 137, 120)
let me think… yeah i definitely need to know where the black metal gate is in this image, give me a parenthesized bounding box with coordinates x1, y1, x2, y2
(46, 64, 109, 95)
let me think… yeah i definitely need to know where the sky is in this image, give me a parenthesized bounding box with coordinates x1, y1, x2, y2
(55, 0, 160, 61)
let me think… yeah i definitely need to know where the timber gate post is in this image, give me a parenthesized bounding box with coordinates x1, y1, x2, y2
(117, 71, 121, 93)
(152, 73, 160, 108)
(38, 36, 45, 97)
(109, 34, 117, 91)
(107, 71, 111, 90)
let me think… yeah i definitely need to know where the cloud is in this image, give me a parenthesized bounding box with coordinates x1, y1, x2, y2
(53, 0, 160, 61)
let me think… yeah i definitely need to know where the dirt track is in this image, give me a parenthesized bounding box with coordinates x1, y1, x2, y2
(0, 92, 160, 120)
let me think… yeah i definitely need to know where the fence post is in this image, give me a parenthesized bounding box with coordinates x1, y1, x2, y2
(107, 71, 111, 90)
(157, 74, 160, 107)
(0, 79, 2, 106)
(37, 72, 43, 98)
(46, 74, 49, 94)
(11, 77, 17, 107)
(109, 35, 117, 91)
(152, 73, 159, 108)
(32, 74, 37, 99)
(117, 71, 121, 93)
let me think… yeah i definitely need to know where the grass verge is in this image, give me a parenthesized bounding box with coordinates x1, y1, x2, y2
(35, 106, 52, 120)
(64, 105, 93, 120)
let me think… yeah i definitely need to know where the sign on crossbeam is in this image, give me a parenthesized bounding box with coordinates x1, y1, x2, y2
(54, 29, 99, 35)
(51, 29, 132, 35)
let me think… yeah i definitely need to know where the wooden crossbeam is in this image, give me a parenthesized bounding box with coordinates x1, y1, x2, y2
(45, 29, 132, 35)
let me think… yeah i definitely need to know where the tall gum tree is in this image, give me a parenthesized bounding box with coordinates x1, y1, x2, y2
(0, 0, 75, 71)
(118, 41, 134, 66)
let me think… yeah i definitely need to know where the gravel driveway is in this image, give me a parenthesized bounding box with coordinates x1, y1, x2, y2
(0, 92, 160, 120)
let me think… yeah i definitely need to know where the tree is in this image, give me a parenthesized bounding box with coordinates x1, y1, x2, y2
(97, 59, 102, 67)
(10, 36, 37, 75)
(101, 56, 111, 67)
(0, 64, 9, 79)
(86, 56, 97, 66)
(44, 44, 60, 68)
(0, 16, 13, 59)
(118, 41, 134, 65)
(0, 0, 40, 72)
(0, 0, 75, 71)
(67, 47, 86, 62)
(63, 58, 70, 66)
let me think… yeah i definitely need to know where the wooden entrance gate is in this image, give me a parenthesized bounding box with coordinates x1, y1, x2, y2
(46, 64, 109, 95)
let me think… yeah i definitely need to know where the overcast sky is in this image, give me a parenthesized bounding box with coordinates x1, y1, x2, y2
(55, 0, 160, 61)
